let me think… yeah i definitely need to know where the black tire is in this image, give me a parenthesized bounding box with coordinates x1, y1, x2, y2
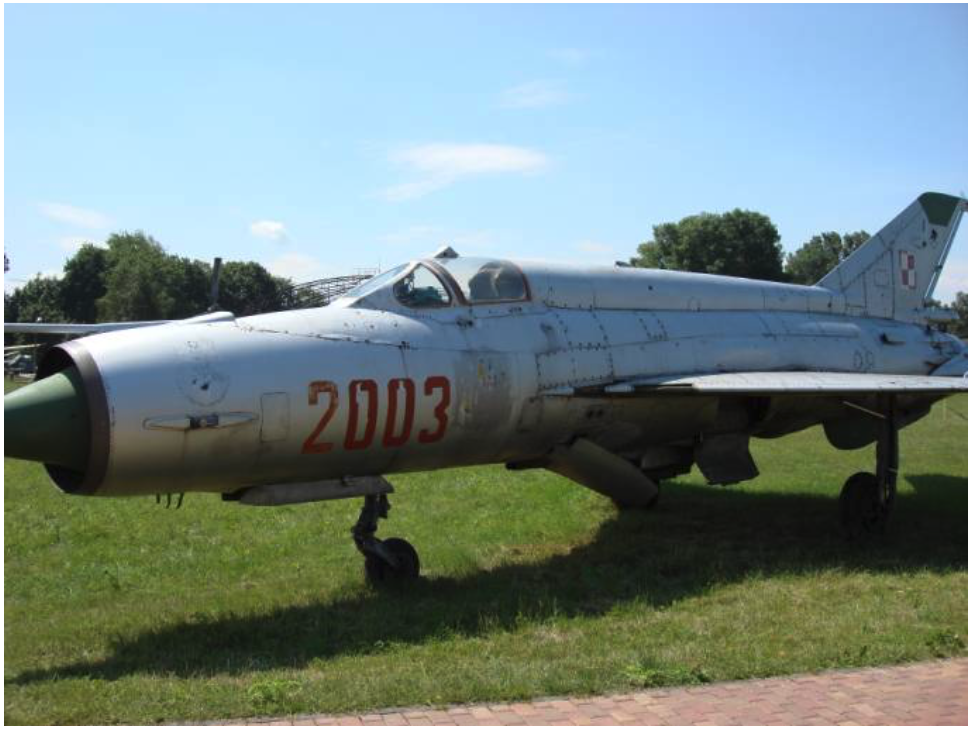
(363, 553, 388, 583)
(364, 537, 420, 584)
(840, 471, 884, 539)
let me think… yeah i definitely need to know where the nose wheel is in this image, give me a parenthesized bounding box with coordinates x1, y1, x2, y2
(353, 493, 420, 583)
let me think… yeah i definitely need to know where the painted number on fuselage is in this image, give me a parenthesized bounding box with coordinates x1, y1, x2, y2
(418, 376, 450, 444)
(383, 378, 416, 448)
(302, 376, 450, 454)
(344, 379, 379, 450)
(301, 381, 339, 454)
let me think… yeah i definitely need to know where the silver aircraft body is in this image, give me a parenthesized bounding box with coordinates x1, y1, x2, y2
(5, 192, 968, 580)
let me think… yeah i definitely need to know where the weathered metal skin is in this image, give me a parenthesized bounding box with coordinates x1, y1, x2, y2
(19, 192, 967, 501)
(37, 257, 961, 498)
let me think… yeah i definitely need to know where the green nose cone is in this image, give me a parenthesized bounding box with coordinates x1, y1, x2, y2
(5, 366, 90, 471)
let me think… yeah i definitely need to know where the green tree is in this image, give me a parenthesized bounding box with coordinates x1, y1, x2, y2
(631, 209, 786, 281)
(7, 229, 307, 332)
(925, 293, 967, 337)
(60, 244, 109, 322)
(4, 274, 66, 338)
(784, 231, 871, 285)
(96, 231, 175, 321)
(218, 261, 293, 316)
(950, 291, 967, 338)
(160, 255, 211, 318)
(5, 275, 67, 346)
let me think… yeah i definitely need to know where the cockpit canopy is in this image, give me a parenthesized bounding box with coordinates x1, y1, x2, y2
(394, 265, 452, 308)
(339, 257, 530, 309)
(436, 257, 528, 303)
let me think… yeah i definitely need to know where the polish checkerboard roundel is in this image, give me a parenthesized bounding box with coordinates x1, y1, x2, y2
(898, 250, 916, 289)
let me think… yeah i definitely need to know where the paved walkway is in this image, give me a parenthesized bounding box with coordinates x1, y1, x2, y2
(235, 658, 967, 726)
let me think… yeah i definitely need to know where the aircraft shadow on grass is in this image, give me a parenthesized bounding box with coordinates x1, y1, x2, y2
(9, 474, 967, 685)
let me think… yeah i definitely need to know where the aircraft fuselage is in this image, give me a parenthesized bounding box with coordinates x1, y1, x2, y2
(39, 260, 961, 498)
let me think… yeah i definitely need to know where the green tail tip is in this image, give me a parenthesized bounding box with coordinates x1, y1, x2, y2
(919, 192, 964, 227)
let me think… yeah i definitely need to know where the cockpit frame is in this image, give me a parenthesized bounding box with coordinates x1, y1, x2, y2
(423, 258, 532, 307)
(338, 257, 533, 312)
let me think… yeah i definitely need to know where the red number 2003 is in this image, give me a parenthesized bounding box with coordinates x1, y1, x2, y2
(301, 376, 450, 454)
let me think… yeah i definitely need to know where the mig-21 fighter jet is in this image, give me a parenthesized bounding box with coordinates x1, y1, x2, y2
(5, 192, 967, 582)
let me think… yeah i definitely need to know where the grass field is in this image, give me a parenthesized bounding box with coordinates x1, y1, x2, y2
(4, 378, 968, 724)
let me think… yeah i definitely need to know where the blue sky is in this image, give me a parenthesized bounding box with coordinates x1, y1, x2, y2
(5, 4, 968, 300)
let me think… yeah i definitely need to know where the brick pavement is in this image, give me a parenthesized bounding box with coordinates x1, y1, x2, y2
(226, 658, 967, 726)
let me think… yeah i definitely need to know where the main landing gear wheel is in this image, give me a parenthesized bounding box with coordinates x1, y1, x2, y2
(840, 472, 884, 539)
(353, 493, 421, 585)
(840, 394, 899, 540)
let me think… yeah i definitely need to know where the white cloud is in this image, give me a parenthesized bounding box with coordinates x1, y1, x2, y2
(39, 202, 111, 229)
(549, 48, 590, 66)
(265, 252, 332, 282)
(250, 220, 288, 242)
(383, 143, 549, 201)
(499, 80, 570, 109)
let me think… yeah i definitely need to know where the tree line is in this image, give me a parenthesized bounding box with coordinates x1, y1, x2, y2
(631, 208, 967, 337)
(4, 232, 318, 338)
(5, 213, 967, 339)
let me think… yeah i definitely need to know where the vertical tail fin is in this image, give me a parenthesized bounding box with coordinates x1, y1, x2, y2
(817, 192, 966, 322)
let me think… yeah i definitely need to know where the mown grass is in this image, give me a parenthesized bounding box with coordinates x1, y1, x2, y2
(4, 378, 967, 724)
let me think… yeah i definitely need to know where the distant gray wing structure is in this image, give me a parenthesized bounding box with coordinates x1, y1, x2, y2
(3, 321, 171, 335)
(3, 311, 236, 335)
(543, 371, 968, 397)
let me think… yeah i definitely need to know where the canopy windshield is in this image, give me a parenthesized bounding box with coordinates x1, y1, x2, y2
(339, 263, 409, 300)
(436, 258, 529, 304)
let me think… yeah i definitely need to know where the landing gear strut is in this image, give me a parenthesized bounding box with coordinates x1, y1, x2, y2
(352, 493, 420, 583)
(840, 394, 898, 539)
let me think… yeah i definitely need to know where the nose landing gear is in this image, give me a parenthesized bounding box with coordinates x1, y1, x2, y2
(352, 493, 421, 583)
(840, 394, 899, 539)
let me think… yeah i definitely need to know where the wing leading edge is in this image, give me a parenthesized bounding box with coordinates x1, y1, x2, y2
(542, 371, 968, 397)
(3, 321, 171, 335)
(3, 311, 236, 335)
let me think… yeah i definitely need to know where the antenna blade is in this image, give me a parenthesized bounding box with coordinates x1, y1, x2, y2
(209, 257, 223, 311)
